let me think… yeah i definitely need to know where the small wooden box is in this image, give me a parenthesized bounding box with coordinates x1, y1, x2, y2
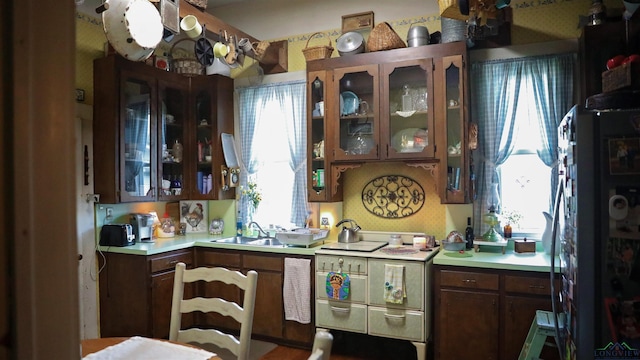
(602, 62, 640, 93)
(514, 239, 536, 253)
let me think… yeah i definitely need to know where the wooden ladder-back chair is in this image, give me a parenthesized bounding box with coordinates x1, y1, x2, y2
(169, 262, 258, 360)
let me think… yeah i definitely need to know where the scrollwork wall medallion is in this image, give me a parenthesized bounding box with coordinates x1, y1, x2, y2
(361, 175, 425, 218)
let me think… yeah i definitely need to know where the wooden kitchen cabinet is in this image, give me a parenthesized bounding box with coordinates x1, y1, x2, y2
(99, 247, 315, 347)
(439, 289, 499, 359)
(197, 248, 315, 347)
(305, 42, 468, 202)
(502, 274, 560, 360)
(188, 76, 235, 200)
(93, 55, 235, 203)
(98, 249, 195, 338)
(434, 266, 560, 360)
(307, 70, 342, 202)
(436, 54, 473, 203)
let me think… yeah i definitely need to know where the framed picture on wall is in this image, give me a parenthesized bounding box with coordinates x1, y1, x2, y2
(608, 137, 640, 175)
(179, 201, 208, 233)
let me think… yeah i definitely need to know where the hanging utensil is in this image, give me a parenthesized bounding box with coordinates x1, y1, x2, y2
(225, 33, 240, 68)
(98, 0, 164, 62)
(194, 25, 214, 66)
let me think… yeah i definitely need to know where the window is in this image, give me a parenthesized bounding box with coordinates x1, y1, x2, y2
(237, 81, 307, 229)
(499, 83, 551, 237)
(471, 53, 574, 239)
(250, 102, 296, 229)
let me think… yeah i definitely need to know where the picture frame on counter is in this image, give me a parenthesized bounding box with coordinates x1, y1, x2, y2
(179, 201, 208, 233)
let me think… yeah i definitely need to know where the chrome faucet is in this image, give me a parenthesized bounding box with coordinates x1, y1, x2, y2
(248, 221, 270, 238)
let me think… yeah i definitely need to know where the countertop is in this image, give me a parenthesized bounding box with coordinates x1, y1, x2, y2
(96, 233, 321, 256)
(97, 234, 559, 273)
(433, 241, 561, 273)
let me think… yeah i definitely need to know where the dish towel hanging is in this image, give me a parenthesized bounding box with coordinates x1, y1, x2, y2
(326, 271, 350, 300)
(283, 257, 311, 324)
(384, 264, 406, 304)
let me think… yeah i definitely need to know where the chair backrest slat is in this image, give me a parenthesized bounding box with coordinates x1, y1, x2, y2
(169, 262, 258, 360)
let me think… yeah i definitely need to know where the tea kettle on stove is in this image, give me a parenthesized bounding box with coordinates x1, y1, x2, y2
(336, 219, 361, 243)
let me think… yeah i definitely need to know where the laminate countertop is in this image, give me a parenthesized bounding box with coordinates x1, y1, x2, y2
(96, 233, 321, 256)
(433, 239, 561, 273)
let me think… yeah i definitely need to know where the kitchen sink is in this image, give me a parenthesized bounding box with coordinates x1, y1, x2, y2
(212, 236, 284, 247)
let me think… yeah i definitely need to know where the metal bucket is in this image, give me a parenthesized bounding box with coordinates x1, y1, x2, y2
(407, 25, 430, 47)
(441, 17, 467, 43)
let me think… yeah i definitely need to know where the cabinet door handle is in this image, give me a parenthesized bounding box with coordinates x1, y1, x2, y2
(384, 313, 406, 320)
(330, 306, 350, 313)
(462, 279, 476, 283)
(529, 285, 545, 290)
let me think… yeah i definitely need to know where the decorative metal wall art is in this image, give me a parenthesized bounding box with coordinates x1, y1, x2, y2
(361, 175, 425, 218)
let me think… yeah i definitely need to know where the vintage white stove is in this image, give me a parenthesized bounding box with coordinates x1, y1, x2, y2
(314, 231, 438, 360)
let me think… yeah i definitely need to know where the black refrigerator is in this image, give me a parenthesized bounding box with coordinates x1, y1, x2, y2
(554, 104, 640, 359)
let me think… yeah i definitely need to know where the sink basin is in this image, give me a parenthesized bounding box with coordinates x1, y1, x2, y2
(212, 236, 284, 247)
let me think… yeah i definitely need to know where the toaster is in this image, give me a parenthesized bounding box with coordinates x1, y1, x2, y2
(99, 224, 135, 247)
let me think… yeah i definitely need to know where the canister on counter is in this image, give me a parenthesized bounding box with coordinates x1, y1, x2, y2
(413, 235, 427, 249)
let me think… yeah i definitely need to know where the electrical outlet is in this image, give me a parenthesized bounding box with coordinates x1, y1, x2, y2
(321, 217, 329, 226)
(106, 207, 113, 221)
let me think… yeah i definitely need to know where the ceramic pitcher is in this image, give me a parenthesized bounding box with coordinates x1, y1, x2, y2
(542, 211, 560, 255)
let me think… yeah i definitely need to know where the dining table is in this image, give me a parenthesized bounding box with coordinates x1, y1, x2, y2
(81, 336, 222, 359)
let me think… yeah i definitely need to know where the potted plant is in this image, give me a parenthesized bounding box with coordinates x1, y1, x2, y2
(499, 208, 523, 239)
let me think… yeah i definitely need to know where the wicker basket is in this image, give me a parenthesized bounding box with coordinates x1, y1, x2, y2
(438, 0, 470, 20)
(185, 0, 207, 9)
(252, 41, 271, 61)
(367, 22, 406, 52)
(302, 32, 334, 62)
(169, 38, 204, 76)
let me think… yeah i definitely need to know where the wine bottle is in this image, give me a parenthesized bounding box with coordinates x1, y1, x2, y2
(465, 217, 474, 249)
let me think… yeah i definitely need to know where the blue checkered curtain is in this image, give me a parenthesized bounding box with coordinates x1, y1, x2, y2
(470, 53, 575, 234)
(237, 81, 307, 226)
(526, 53, 575, 210)
(471, 59, 522, 234)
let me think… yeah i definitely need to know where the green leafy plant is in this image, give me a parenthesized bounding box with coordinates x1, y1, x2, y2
(241, 181, 262, 210)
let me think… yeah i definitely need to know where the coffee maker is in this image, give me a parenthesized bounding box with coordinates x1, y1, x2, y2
(130, 213, 154, 243)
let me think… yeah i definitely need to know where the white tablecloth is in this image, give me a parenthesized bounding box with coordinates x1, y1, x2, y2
(82, 336, 215, 360)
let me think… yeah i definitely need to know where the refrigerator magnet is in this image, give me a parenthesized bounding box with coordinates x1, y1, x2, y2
(609, 195, 629, 220)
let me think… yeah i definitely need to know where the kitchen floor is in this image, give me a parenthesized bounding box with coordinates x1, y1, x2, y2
(261, 331, 422, 360)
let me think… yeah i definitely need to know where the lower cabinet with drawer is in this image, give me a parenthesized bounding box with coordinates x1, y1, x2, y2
(433, 265, 560, 360)
(98, 249, 195, 338)
(197, 248, 315, 347)
(315, 254, 431, 360)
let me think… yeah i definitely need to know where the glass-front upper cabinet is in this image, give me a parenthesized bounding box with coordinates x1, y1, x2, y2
(440, 54, 469, 203)
(308, 71, 329, 202)
(192, 88, 214, 198)
(332, 64, 379, 161)
(120, 71, 156, 202)
(381, 59, 435, 159)
(157, 78, 188, 200)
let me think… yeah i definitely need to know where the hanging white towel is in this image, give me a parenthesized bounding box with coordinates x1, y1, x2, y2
(384, 264, 406, 304)
(283, 257, 311, 324)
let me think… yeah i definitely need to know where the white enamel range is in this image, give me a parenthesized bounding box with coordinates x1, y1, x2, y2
(314, 230, 438, 360)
